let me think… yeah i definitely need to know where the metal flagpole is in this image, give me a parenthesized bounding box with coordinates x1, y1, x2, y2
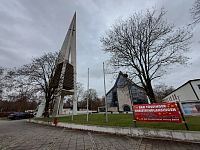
(87, 68, 89, 122)
(72, 94, 74, 121)
(147, 95, 151, 104)
(103, 62, 108, 122)
(71, 109, 74, 121)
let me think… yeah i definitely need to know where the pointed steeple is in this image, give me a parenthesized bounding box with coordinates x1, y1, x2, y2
(52, 13, 77, 116)
(57, 12, 76, 64)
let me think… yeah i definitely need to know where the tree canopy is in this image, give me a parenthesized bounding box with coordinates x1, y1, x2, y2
(191, 0, 200, 24)
(17, 52, 58, 116)
(101, 9, 192, 102)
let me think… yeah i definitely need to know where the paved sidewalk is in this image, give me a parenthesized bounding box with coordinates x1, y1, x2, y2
(0, 120, 199, 150)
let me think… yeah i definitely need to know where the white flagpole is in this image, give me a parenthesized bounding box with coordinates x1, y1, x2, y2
(147, 95, 151, 104)
(103, 62, 108, 122)
(87, 68, 89, 122)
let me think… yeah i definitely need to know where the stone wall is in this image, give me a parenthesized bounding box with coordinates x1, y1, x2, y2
(117, 85, 132, 111)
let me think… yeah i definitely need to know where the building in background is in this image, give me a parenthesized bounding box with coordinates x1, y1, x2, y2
(163, 79, 200, 115)
(106, 72, 147, 112)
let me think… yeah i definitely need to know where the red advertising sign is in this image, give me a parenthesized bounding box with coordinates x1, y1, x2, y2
(132, 102, 182, 123)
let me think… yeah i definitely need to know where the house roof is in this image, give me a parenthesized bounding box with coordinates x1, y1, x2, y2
(163, 79, 200, 99)
(106, 71, 144, 95)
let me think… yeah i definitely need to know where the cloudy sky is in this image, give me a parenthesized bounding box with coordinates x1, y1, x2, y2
(0, 0, 199, 96)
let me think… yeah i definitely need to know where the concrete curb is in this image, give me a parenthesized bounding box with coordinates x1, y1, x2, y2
(29, 119, 200, 143)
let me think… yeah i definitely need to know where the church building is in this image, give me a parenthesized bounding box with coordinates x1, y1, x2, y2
(106, 72, 148, 112)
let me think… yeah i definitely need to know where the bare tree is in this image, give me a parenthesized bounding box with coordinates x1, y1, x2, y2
(0, 67, 19, 100)
(76, 82, 84, 102)
(64, 82, 85, 109)
(17, 52, 58, 117)
(83, 89, 100, 110)
(0, 67, 38, 112)
(0, 99, 37, 112)
(0, 67, 4, 100)
(154, 84, 174, 102)
(101, 9, 192, 103)
(5, 68, 39, 101)
(191, 0, 200, 24)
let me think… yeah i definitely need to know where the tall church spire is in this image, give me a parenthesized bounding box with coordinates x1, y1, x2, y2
(52, 13, 77, 116)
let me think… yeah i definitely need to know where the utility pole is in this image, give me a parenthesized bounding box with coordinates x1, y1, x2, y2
(103, 62, 108, 122)
(87, 68, 89, 122)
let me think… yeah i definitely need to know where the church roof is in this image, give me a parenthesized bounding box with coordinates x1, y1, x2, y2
(106, 71, 144, 95)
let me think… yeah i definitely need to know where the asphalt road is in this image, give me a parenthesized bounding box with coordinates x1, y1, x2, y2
(0, 120, 199, 150)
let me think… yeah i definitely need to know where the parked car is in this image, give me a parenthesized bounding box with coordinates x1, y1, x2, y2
(8, 112, 34, 120)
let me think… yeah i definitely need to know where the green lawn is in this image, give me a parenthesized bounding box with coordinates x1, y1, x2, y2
(35, 114, 200, 131)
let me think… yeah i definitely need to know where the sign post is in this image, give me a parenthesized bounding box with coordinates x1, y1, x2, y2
(176, 102, 189, 130)
(132, 106, 137, 128)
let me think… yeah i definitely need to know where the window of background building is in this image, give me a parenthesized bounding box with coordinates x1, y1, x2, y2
(198, 84, 200, 90)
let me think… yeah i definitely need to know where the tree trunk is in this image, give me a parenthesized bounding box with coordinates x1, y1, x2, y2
(44, 99, 50, 118)
(145, 80, 156, 103)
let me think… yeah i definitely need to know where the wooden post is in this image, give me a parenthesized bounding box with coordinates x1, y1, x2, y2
(176, 102, 189, 130)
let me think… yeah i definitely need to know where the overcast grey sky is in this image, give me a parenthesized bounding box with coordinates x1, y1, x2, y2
(0, 0, 199, 96)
